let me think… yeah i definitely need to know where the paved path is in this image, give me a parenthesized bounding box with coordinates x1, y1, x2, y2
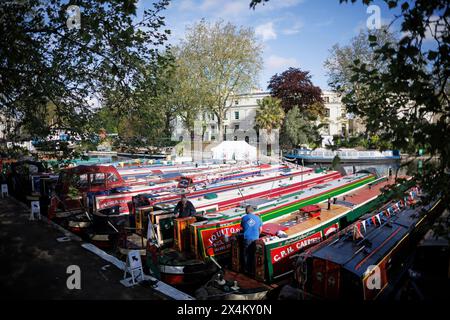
(0, 196, 167, 300)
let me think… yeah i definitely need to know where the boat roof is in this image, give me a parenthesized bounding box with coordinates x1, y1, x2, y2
(191, 172, 373, 226)
(308, 199, 434, 278)
(157, 167, 317, 207)
(60, 165, 119, 175)
(262, 177, 396, 243)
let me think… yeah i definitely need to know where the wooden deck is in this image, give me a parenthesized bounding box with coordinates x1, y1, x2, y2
(281, 203, 348, 236)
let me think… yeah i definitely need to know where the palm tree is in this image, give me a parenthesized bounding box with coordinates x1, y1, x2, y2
(255, 96, 285, 156)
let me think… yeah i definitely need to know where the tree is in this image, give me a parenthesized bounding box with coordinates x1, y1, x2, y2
(281, 106, 322, 150)
(324, 27, 397, 94)
(178, 19, 263, 140)
(268, 67, 325, 118)
(255, 97, 285, 156)
(338, 0, 449, 207)
(0, 0, 171, 149)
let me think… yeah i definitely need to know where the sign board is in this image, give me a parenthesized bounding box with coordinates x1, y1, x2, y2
(1, 184, 8, 197)
(29, 201, 41, 220)
(127, 250, 143, 271)
(121, 250, 144, 286)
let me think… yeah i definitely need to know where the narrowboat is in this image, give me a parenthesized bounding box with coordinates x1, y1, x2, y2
(284, 148, 401, 164)
(288, 187, 443, 300)
(50, 163, 292, 246)
(140, 172, 377, 286)
(93, 163, 291, 214)
(194, 176, 414, 299)
(121, 168, 338, 258)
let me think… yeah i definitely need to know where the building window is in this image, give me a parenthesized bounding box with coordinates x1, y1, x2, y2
(211, 125, 215, 132)
(211, 113, 215, 121)
(323, 124, 330, 134)
(234, 111, 239, 120)
(245, 136, 250, 143)
(235, 100, 239, 105)
(325, 108, 330, 117)
(324, 96, 330, 103)
(234, 125, 239, 131)
(211, 136, 216, 141)
(234, 136, 238, 141)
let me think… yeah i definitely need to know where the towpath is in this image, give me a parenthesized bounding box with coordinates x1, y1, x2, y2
(0, 196, 167, 300)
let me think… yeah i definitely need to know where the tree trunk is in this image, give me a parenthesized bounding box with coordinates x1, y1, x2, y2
(217, 116, 224, 142)
(190, 129, 195, 160)
(164, 111, 173, 141)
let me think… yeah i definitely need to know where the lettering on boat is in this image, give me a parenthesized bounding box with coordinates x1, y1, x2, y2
(270, 231, 322, 263)
(96, 197, 130, 212)
(200, 223, 242, 256)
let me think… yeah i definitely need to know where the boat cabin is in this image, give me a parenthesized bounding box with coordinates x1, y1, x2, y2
(56, 165, 125, 194)
(294, 194, 440, 300)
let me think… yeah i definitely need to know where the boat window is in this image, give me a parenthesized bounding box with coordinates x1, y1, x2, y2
(73, 174, 89, 188)
(90, 173, 106, 186)
(106, 173, 119, 183)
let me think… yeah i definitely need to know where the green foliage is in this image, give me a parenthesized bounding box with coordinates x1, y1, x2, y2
(281, 106, 322, 149)
(0, 0, 171, 153)
(177, 19, 263, 138)
(330, 133, 394, 151)
(338, 0, 450, 207)
(255, 97, 285, 156)
(255, 97, 285, 134)
(324, 26, 397, 94)
(331, 155, 341, 170)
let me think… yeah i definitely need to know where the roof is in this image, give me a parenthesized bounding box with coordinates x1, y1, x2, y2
(61, 165, 120, 175)
(309, 200, 436, 277)
(210, 140, 257, 151)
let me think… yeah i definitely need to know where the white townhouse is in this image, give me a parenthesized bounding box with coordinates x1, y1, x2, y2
(172, 89, 365, 147)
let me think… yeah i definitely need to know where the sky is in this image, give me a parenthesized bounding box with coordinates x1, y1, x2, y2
(137, 0, 403, 91)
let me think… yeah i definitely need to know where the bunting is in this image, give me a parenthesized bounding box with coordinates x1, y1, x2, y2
(376, 214, 381, 225)
(361, 220, 367, 233)
(352, 187, 420, 237)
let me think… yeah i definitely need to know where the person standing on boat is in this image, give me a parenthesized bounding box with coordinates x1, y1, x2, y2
(174, 194, 196, 218)
(240, 205, 263, 275)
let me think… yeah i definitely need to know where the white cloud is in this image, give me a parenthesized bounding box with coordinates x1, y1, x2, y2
(200, 0, 218, 11)
(266, 55, 299, 69)
(222, 1, 248, 16)
(178, 0, 195, 11)
(282, 21, 303, 35)
(255, 22, 277, 41)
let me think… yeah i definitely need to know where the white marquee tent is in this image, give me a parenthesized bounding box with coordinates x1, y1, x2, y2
(210, 141, 257, 161)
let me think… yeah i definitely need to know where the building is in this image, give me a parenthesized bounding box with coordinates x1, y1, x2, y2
(172, 89, 365, 147)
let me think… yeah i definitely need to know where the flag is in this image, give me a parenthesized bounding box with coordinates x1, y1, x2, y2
(376, 214, 381, 225)
(353, 222, 363, 239)
(371, 216, 377, 226)
(361, 220, 367, 233)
